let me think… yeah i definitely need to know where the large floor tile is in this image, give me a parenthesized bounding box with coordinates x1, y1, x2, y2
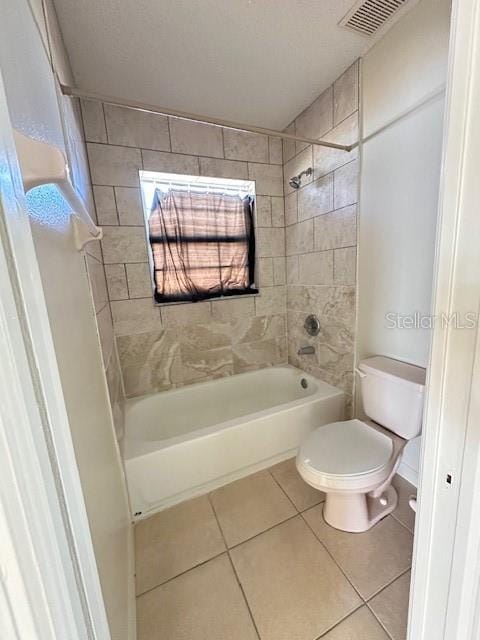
(303, 509, 413, 599)
(136, 554, 258, 640)
(134, 495, 225, 594)
(369, 571, 411, 640)
(269, 457, 325, 511)
(210, 470, 296, 546)
(230, 516, 361, 640)
(392, 475, 416, 533)
(321, 606, 389, 639)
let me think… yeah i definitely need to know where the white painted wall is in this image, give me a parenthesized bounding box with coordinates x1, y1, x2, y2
(0, 1, 134, 637)
(357, 0, 451, 485)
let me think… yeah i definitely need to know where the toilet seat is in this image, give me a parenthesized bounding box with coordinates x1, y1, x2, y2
(297, 419, 397, 494)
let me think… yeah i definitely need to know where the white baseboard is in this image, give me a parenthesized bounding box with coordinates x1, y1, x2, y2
(398, 460, 419, 488)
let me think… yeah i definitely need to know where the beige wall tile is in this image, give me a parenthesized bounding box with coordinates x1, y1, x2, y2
(211, 296, 255, 321)
(313, 112, 359, 180)
(199, 156, 248, 179)
(142, 149, 199, 175)
(284, 146, 313, 195)
(334, 247, 356, 285)
(234, 315, 286, 344)
(286, 255, 299, 284)
(257, 258, 274, 286)
(248, 162, 283, 196)
(161, 300, 212, 326)
(223, 129, 269, 163)
(334, 61, 359, 126)
(256, 227, 285, 258)
(169, 118, 224, 158)
(299, 251, 334, 285)
(286, 219, 314, 256)
(136, 555, 258, 640)
(134, 495, 225, 594)
(80, 99, 107, 143)
(285, 191, 298, 226)
(295, 86, 333, 154)
(180, 344, 234, 385)
(105, 264, 128, 300)
(93, 185, 118, 225)
(334, 160, 358, 209)
(271, 197, 285, 227)
(314, 205, 357, 252)
(273, 257, 286, 285)
(101, 226, 148, 263)
(126, 262, 152, 298)
(255, 285, 286, 316)
(104, 104, 170, 151)
(255, 196, 272, 227)
(114, 186, 144, 225)
(298, 174, 334, 221)
(87, 143, 142, 187)
(111, 298, 161, 336)
(233, 336, 287, 373)
(269, 136, 283, 164)
(282, 121, 296, 163)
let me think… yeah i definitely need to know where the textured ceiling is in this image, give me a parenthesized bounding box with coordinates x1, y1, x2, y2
(53, 0, 370, 129)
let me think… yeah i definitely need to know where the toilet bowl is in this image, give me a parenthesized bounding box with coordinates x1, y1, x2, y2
(296, 356, 426, 532)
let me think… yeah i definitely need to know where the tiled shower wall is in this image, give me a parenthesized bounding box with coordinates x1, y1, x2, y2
(284, 62, 359, 409)
(80, 102, 287, 397)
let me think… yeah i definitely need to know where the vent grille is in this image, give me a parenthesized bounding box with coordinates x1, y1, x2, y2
(339, 0, 408, 36)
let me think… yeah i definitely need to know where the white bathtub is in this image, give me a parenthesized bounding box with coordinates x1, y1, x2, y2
(123, 365, 344, 519)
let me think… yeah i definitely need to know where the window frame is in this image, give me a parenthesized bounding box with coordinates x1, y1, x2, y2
(139, 170, 259, 306)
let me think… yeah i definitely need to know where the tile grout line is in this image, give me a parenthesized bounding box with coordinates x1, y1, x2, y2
(207, 493, 262, 640)
(299, 510, 366, 603)
(313, 602, 366, 640)
(366, 565, 412, 603)
(135, 549, 228, 598)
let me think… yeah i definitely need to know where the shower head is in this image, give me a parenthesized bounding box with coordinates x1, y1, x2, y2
(289, 167, 313, 190)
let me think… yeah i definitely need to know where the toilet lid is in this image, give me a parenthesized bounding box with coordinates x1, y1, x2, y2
(298, 419, 393, 477)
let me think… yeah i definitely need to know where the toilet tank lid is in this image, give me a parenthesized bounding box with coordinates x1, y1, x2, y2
(359, 356, 426, 391)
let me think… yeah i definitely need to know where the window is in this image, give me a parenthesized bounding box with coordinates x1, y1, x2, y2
(140, 171, 258, 304)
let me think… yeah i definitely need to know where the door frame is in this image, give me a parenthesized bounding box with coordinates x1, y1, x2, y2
(408, 0, 480, 637)
(2, 0, 480, 638)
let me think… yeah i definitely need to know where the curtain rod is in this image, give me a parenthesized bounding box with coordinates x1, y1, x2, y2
(60, 85, 353, 153)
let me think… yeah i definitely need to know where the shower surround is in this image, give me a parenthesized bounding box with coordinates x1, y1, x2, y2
(81, 103, 286, 396)
(80, 62, 358, 405)
(284, 61, 359, 408)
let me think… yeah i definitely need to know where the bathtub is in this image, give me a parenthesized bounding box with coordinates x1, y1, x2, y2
(123, 365, 344, 519)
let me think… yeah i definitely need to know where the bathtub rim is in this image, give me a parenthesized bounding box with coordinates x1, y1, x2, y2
(123, 365, 343, 460)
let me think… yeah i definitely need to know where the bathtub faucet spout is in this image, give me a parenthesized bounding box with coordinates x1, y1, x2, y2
(298, 345, 315, 356)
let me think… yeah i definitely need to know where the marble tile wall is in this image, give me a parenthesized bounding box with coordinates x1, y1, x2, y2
(81, 101, 287, 397)
(283, 61, 359, 411)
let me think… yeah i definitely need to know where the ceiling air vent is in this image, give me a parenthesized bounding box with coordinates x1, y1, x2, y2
(339, 0, 410, 37)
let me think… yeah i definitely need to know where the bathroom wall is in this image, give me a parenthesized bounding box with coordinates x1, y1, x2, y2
(81, 103, 287, 397)
(284, 62, 359, 411)
(357, 0, 451, 484)
(2, 0, 134, 636)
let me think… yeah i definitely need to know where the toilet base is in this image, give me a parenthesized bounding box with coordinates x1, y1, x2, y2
(323, 485, 398, 533)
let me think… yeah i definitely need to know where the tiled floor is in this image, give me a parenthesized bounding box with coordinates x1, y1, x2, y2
(135, 458, 416, 640)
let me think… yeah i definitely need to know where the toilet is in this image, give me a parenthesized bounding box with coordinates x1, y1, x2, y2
(296, 356, 426, 532)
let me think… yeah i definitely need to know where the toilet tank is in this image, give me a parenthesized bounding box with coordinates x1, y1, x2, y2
(358, 356, 426, 440)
